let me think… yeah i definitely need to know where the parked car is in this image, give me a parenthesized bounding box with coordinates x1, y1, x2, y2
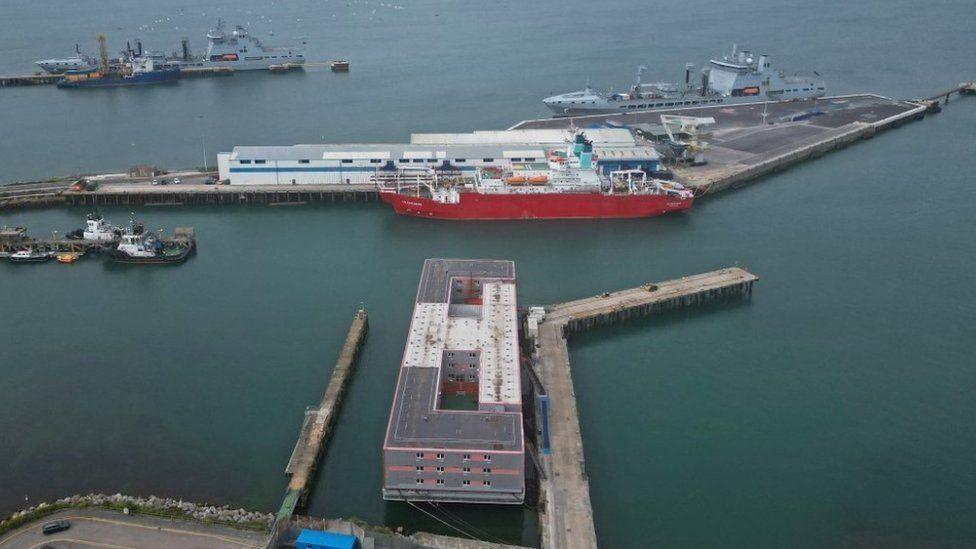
(172, 178, 182, 185)
(151, 178, 159, 186)
(41, 520, 70, 535)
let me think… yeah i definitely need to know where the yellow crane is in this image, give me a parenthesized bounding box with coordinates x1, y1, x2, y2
(97, 34, 108, 73)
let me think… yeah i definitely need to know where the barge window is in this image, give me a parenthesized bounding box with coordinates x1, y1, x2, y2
(510, 158, 522, 162)
(427, 158, 437, 163)
(482, 158, 494, 162)
(525, 157, 536, 161)
(299, 159, 310, 164)
(341, 159, 353, 163)
(239, 160, 251, 164)
(412, 159, 424, 163)
(455, 158, 466, 163)
(254, 160, 266, 164)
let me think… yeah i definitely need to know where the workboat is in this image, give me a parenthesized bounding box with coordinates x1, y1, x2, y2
(57, 57, 179, 88)
(108, 221, 194, 264)
(378, 134, 694, 220)
(66, 213, 120, 242)
(9, 249, 53, 263)
(57, 252, 80, 264)
(543, 44, 826, 116)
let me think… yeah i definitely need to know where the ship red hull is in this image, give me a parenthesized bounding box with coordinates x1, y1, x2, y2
(380, 190, 693, 220)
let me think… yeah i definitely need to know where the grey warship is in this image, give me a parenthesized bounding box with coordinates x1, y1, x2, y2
(543, 45, 826, 116)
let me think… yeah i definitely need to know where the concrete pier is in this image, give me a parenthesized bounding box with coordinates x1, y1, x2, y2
(268, 309, 368, 547)
(529, 268, 758, 548)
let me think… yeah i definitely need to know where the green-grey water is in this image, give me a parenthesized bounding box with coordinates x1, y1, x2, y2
(2, 0, 976, 547)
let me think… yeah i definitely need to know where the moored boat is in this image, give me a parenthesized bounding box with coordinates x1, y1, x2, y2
(56, 252, 81, 264)
(108, 221, 195, 264)
(9, 249, 53, 263)
(377, 133, 694, 220)
(67, 213, 120, 242)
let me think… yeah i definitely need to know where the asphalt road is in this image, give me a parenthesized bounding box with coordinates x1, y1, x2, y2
(0, 509, 266, 549)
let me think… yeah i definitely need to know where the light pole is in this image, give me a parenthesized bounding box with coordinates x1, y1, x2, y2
(199, 114, 208, 171)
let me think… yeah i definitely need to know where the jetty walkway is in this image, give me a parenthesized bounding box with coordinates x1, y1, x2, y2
(529, 268, 758, 549)
(268, 309, 368, 547)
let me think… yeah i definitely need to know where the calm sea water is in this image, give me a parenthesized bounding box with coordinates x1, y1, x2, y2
(2, 1, 975, 547)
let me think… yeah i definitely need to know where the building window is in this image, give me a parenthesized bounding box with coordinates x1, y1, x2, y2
(462, 480, 471, 486)
(416, 478, 423, 485)
(370, 159, 382, 163)
(483, 480, 491, 487)
(436, 479, 444, 486)
(455, 158, 466, 163)
(462, 467, 470, 473)
(341, 159, 353, 164)
(416, 452, 424, 459)
(397, 159, 408, 163)
(462, 454, 471, 461)
(416, 465, 424, 471)
(525, 157, 536, 162)
(254, 160, 266, 164)
(239, 160, 252, 164)
(436, 453, 445, 460)
(412, 159, 425, 163)
(482, 158, 494, 162)
(436, 466, 444, 473)
(299, 159, 310, 164)
(427, 158, 437, 163)
(483, 468, 491, 474)
(511, 157, 522, 162)
(483, 454, 491, 461)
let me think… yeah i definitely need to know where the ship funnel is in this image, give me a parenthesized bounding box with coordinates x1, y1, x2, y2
(757, 54, 768, 73)
(701, 68, 710, 94)
(135, 40, 143, 57)
(685, 63, 694, 86)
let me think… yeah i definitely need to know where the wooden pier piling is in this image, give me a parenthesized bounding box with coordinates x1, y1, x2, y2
(268, 308, 368, 548)
(529, 268, 758, 549)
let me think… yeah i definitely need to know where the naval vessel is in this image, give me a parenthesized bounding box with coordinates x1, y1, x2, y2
(544, 45, 826, 116)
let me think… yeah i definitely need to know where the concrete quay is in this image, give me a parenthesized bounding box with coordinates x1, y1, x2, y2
(512, 93, 935, 196)
(528, 268, 758, 549)
(63, 183, 379, 207)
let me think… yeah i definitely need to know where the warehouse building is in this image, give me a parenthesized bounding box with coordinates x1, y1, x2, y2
(216, 129, 659, 185)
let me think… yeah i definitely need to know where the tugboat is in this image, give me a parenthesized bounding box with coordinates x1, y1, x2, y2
(108, 221, 194, 264)
(9, 249, 53, 263)
(66, 213, 120, 242)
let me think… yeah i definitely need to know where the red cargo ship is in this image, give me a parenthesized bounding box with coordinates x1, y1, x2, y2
(377, 140, 694, 220)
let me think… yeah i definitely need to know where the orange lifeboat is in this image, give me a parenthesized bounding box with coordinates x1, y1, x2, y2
(505, 175, 528, 185)
(528, 175, 549, 184)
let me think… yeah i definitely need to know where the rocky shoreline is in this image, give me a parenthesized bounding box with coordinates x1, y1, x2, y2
(0, 492, 273, 534)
